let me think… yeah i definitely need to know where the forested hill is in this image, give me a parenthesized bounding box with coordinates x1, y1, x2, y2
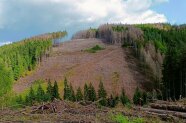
(73, 23, 186, 100)
(0, 31, 67, 96)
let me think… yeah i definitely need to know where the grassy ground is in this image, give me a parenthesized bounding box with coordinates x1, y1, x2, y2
(85, 44, 105, 53)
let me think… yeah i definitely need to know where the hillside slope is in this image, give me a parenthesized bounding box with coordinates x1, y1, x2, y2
(13, 38, 151, 98)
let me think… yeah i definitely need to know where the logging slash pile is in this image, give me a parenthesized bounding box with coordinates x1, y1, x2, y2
(0, 99, 186, 122)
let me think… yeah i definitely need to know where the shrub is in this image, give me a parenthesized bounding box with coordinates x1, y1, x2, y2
(107, 95, 118, 108)
(85, 45, 105, 53)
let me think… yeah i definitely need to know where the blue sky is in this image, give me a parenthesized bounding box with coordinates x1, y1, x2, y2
(153, 0, 186, 24)
(0, 0, 185, 44)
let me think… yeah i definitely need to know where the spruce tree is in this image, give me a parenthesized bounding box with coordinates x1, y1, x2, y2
(142, 91, 147, 105)
(28, 86, 35, 105)
(84, 83, 89, 101)
(98, 80, 107, 106)
(88, 83, 96, 102)
(69, 83, 76, 101)
(76, 87, 83, 101)
(120, 88, 130, 106)
(98, 80, 107, 99)
(46, 80, 53, 101)
(63, 77, 68, 100)
(133, 87, 142, 105)
(53, 81, 60, 99)
(36, 84, 45, 102)
(63, 77, 71, 100)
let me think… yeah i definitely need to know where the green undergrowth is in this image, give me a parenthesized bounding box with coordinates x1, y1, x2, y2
(19, 80, 64, 103)
(0, 79, 64, 109)
(0, 91, 18, 109)
(85, 45, 105, 53)
(112, 114, 145, 123)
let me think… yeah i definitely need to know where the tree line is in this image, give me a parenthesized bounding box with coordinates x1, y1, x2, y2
(17, 78, 149, 108)
(16, 80, 60, 106)
(137, 24, 186, 100)
(73, 23, 186, 100)
(0, 31, 67, 97)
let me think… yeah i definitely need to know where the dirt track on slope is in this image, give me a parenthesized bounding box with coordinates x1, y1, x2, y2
(13, 38, 151, 98)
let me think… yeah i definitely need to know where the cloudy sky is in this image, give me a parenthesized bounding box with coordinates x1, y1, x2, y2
(0, 0, 185, 44)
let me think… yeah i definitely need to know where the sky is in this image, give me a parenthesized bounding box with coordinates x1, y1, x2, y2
(0, 0, 185, 44)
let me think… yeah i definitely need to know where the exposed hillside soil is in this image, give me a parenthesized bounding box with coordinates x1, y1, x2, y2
(13, 38, 151, 98)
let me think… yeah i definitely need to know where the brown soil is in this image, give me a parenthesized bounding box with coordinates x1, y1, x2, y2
(13, 38, 151, 98)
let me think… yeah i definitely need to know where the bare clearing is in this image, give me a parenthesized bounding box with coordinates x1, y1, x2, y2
(13, 38, 151, 98)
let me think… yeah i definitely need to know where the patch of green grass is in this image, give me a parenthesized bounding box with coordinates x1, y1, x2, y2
(112, 114, 145, 123)
(85, 45, 105, 53)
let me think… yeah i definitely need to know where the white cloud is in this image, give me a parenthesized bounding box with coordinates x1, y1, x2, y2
(0, 0, 168, 41)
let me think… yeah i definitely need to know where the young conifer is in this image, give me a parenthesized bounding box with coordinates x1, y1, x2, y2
(76, 87, 83, 101)
(53, 81, 60, 99)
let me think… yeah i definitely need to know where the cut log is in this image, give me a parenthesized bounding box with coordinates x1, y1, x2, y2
(150, 103, 186, 112)
(141, 107, 186, 119)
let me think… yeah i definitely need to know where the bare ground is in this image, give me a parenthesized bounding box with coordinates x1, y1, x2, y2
(13, 38, 151, 98)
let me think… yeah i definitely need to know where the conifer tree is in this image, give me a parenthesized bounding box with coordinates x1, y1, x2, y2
(28, 86, 35, 105)
(53, 81, 60, 99)
(63, 77, 68, 100)
(98, 80, 107, 99)
(36, 84, 45, 102)
(120, 88, 130, 106)
(63, 77, 71, 100)
(142, 91, 147, 105)
(69, 83, 76, 101)
(84, 83, 89, 101)
(133, 87, 142, 105)
(76, 87, 83, 101)
(46, 80, 53, 101)
(88, 83, 96, 101)
(98, 80, 107, 106)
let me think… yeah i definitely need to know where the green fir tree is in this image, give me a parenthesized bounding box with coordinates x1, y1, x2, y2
(36, 84, 45, 102)
(84, 83, 89, 101)
(133, 87, 142, 105)
(98, 80, 107, 106)
(120, 88, 130, 106)
(53, 81, 60, 99)
(88, 83, 96, 102)
(46, 80, 53, 101)
(76, 87, 83, 101)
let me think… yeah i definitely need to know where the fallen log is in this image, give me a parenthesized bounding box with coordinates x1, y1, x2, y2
(141, 107, 186, 119)
(150, 103, 186, 112)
